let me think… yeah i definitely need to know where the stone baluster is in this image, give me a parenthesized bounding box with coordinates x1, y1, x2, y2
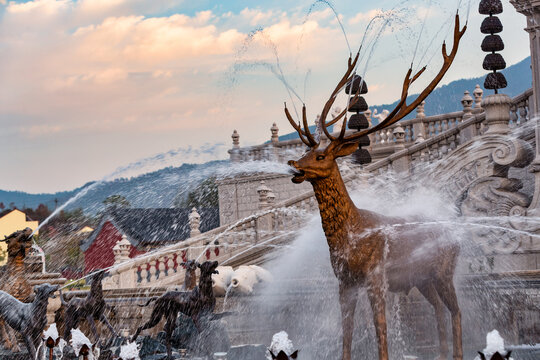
(167, 256, 175, 274)
(140, 264, 148, 283)
(158, 257, 166, 279)
(149, 260, 157, 282)
(519, 102, 529, 124)
(189, 207, 201, 238)
(414, 101, 427, 143)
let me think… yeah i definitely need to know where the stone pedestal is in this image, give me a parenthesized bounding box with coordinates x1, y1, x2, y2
(482, 93, 511, 134)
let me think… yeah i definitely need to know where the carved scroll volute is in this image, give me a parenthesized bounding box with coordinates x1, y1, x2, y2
(491, 137, 534, 168)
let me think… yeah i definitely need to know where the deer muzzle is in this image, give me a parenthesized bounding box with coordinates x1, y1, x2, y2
(287, 160, 305, 183)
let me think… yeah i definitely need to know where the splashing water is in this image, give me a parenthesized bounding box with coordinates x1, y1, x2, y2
(31, 142, 229, 237)
(222, 283, 234, 312)
(305, 0, 351, 54)
(119, 342, 141, 360)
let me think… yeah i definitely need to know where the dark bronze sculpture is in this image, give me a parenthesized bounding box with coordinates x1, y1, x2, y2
(131, 260, 219, 359)
(478, 351, 512, 360)
(181, 260, 199, 291)
(59, 269, 118, 343)
(285, 14, 466, 360)
(0, 227, 34, 351)
(0, 227, 34, 301)
(0, 283, 59, 359)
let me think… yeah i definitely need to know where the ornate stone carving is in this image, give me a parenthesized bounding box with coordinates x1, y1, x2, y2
(491, 137, 534, 167)
(461, 177, 531, 253)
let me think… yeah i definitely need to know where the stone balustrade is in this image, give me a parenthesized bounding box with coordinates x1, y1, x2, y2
(365, 89, 533, 175)
(229, 87, 493, 163)
(106, 87, 533, 290)
(104, 198, 317, 289)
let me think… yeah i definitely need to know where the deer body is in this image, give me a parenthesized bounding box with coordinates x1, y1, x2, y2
(285, 14, 466, 360)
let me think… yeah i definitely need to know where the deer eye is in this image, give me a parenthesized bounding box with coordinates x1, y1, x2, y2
(316, 155, 325, 161)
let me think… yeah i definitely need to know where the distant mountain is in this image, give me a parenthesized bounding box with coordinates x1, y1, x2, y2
(370, 56, 532, 120)
(0, 161, 227, 213)
(278, 56, 532, 141)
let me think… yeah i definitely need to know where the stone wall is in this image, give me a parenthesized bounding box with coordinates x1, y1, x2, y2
(217, 173, 311, 226)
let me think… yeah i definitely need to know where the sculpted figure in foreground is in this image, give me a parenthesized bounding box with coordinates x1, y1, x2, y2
(286, 14, 466, 360)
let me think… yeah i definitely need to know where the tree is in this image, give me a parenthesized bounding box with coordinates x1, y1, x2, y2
(177, 177, 218, 209)
(103, 195, 130, 208)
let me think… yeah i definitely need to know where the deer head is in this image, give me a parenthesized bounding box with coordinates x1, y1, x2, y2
(286, 14, 466, 182)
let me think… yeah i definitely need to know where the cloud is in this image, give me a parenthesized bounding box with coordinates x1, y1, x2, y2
(0, 0, 532, 192)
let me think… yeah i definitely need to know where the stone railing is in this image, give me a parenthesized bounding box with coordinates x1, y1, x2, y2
(104, 199, 318, 289)
(229, 88, 492, 163)
(365, 89, 533, 174)
(106, 88, 533, 290)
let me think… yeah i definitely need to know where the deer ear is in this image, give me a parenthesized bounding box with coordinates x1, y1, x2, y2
(290, 350, 299, 358)
(505, 351, 511, 359)
(334, 142, 358, 158)
(478, 351, 486, 360)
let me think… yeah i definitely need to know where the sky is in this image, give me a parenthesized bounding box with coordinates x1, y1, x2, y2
(0, 0, 532, 193)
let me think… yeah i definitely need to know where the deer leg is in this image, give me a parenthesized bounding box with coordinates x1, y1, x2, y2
(23, 334, 36, 360)
(435, 280, 462, 360)
(338, 283, 358, 360)
(99, 314, 118, 337)
(87, 315, 100, 346)
(418, 283, 449, 360)
(367, 278, 388, 360)
(164, 315, 176, 360)
(131, 309, 163, 342)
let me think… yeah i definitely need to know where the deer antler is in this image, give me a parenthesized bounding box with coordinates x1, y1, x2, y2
(284, 51, 362, 147)
(339, 14, 466, 143)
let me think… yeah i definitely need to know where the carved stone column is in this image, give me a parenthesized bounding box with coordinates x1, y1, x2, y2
(112, 235, 135, 288)
(189, 207, 201, 237)
(510, 0, 540, 215)
(229, 130, 241, 162)
(256, 181, 274, 233)
(113, 235, 131, 265)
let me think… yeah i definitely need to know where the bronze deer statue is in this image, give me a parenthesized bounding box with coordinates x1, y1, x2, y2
(285, 14, 466, 360)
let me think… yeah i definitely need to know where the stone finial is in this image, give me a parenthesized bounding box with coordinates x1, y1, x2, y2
(232, 130, 240, 149)
(473, 85, 484, 108)
(257, 181, 272, 209)
(416, 101, 426, 118)
(461, 90, 474, 116)
(189, 207, 201, 237)
(270, 123, 279, 143)
(393, 126, 406, 151)
(364, 108, 373, 126)
(267, 191, 276, 205)
(113, 235, 131, 264)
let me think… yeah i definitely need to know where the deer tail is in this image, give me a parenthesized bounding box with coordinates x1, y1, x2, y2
(59, 289, 67, 306)
(137, 297, 157, 307)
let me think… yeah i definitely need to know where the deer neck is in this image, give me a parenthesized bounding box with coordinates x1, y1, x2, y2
(310, 166, 357, 247)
